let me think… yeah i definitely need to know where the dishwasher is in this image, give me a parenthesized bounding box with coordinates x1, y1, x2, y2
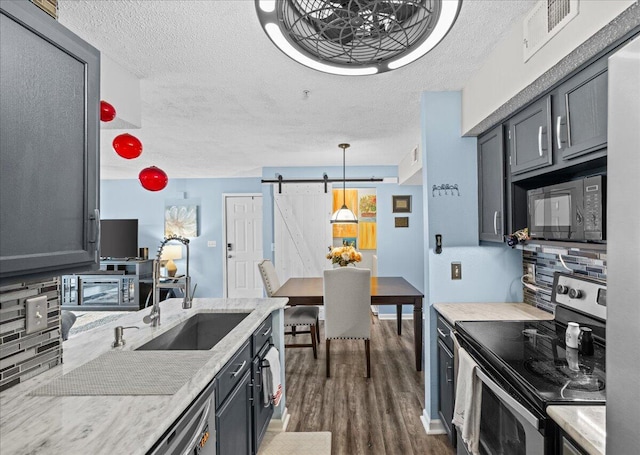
(148, 380, 216, 455)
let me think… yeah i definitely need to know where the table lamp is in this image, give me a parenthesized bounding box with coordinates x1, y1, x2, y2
(161, 244, 182, 277)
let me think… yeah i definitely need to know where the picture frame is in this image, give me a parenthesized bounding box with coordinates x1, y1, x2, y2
(165, 204, 199, 237)
(392, 195, 411, 213)
(394, 217, 409, 228)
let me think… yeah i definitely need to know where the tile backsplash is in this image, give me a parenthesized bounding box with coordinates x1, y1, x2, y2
(0, 278, 62, 392)
(521, 243, 607, 313)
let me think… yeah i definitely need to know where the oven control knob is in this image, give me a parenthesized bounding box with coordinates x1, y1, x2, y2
(556, 285, 569, 295)
(569, 288, 583, 299)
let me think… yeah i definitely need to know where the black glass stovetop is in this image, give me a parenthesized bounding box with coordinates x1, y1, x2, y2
(455, 319, 606, 409)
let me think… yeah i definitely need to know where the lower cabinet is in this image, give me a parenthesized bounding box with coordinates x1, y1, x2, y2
(216, 314, 275, 455)
(437, 316, 456, 447)
(216, 369, 253, 455)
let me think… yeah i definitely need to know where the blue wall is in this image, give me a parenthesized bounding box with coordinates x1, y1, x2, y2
(420, 92, 523, 425)
(101, 177, 262, 298)
(424, 92, 478, 248)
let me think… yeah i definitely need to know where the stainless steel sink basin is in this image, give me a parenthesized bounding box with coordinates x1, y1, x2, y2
(135, 312, 249, 351)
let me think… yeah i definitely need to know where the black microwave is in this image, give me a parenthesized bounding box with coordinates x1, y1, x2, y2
(527, 175, 605, 242)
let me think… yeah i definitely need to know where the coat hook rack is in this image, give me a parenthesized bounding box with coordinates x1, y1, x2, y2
(432, 184, 460, 197)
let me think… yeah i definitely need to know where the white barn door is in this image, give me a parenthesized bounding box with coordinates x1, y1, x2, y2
(273, 183, 333, 283)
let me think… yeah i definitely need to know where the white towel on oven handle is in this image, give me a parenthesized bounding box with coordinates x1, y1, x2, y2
(452, 347, 482, 455)
(263, 346, 282, 407)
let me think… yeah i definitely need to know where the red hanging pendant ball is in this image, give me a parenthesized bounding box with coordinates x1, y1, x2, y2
(139, 166, 168, 192)
(112, 133, 143, 159)
(100, 100, 116, 122)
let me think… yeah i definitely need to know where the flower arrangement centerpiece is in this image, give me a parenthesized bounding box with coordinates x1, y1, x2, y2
(326, 243, 362, 267)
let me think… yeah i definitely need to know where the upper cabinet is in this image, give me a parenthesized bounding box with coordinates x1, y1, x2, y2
(478, 126, 505, 243)
(554, 57, 608, 161)
(507, 96, 553, 175)
(0, 1, 100, 285)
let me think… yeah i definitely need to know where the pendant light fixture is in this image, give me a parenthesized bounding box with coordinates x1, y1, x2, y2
(330, 143, 358, 224)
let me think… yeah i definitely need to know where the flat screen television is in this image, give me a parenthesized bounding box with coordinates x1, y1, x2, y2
(99, 219, 138, 259)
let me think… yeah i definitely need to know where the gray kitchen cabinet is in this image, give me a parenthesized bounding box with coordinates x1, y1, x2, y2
(216, 341, 253, 455)
(216, 369, 253, 455)
(216, 314, 275, 455)
(251, 316, 274, 454)
(554, 57, 608, 161)
(0, 1, 100, 285)
(508, 96, 553, 176)
(437, 316, 456, 446)
(478, 126, 505, 243)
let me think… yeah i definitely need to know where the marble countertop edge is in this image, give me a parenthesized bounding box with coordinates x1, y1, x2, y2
(547, 405, 606, 455)
(433, 302, 554, 325)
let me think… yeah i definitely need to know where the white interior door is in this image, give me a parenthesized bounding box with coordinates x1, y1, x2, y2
(225, 195, 263, 298)
(273, 183, 333, 283)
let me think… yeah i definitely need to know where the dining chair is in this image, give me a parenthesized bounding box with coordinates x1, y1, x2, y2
(257, 259, 319, 358)
(323, 267, 372, 378)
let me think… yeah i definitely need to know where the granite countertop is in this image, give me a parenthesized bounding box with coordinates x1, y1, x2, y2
(433, 302, 554, 325)
(547, 405, 606, 455)
(0, 297, 287, 455)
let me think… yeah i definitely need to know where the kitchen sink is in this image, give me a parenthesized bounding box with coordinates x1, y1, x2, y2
(135, 312, 249, 351)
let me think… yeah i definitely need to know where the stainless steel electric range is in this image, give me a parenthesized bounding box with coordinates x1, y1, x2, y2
(454, 272, 606, 455)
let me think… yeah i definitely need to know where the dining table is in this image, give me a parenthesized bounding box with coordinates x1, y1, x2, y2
(272, 276, 424, 371)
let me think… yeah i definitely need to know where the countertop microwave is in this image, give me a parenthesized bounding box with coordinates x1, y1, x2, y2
(527, 175, 605, 242)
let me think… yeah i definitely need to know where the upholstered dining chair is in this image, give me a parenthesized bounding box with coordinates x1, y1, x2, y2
(323, 267, 372, 378)
(257, 259, 319, 359)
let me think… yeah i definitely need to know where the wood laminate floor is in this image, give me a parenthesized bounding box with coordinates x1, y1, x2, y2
(283, 315, 455, 455)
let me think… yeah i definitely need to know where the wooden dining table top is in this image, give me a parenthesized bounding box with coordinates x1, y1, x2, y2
(273, 276, 425, 371)
(272, 276, 423, 303)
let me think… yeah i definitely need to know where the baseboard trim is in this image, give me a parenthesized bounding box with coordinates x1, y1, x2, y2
(377, 313, 414, 321)
(420, 412, 447, 435)
(268, 407, 290, 432)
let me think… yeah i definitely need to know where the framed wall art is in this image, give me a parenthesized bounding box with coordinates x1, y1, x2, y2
(164, 204, 199, 237)
(395, 217, 409, 228)
(392, 195, 411, 213)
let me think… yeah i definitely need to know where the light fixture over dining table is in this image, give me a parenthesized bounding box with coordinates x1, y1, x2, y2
(330, 143, 358, 224)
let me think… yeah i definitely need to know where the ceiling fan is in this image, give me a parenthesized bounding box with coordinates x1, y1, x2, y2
(255, 0, 461, 75)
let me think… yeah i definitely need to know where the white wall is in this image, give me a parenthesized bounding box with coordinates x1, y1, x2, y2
(461, 0, 635, 134)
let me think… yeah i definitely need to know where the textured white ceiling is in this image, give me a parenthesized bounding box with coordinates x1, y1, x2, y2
(57, 0, 537, 179)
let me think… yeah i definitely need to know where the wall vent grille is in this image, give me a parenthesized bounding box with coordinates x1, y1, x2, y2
(523, 0, 579, 62)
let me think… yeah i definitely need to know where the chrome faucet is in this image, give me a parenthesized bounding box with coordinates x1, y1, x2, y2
(144, 235, 196, 327)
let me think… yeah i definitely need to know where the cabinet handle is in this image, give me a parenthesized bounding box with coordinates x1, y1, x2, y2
(556, 116, 563, 150)
(446, 364, 453, 383)
(538, 126, 543, 156)
(437, 327, 448, 338)
(230, 360, 247, 378)
(262, 327, 272, 337)
(93, 209, 100, 262)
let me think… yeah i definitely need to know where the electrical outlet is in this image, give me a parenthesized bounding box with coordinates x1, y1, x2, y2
(451, 262, 462, 280)
(25, 295, 47, 335)
(526, 264, 536, 283)
(207, 240, 216, 247)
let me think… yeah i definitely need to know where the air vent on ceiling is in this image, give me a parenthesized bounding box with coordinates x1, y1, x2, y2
(523, 0, 579, 62)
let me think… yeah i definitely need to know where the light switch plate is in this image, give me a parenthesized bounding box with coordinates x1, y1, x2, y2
(207, 240, 216, 247)
(25, 295, 48, 335)
(451, 262, 462, 280)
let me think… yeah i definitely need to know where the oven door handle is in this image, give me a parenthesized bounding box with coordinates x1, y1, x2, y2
(475, 369, 541, 430)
